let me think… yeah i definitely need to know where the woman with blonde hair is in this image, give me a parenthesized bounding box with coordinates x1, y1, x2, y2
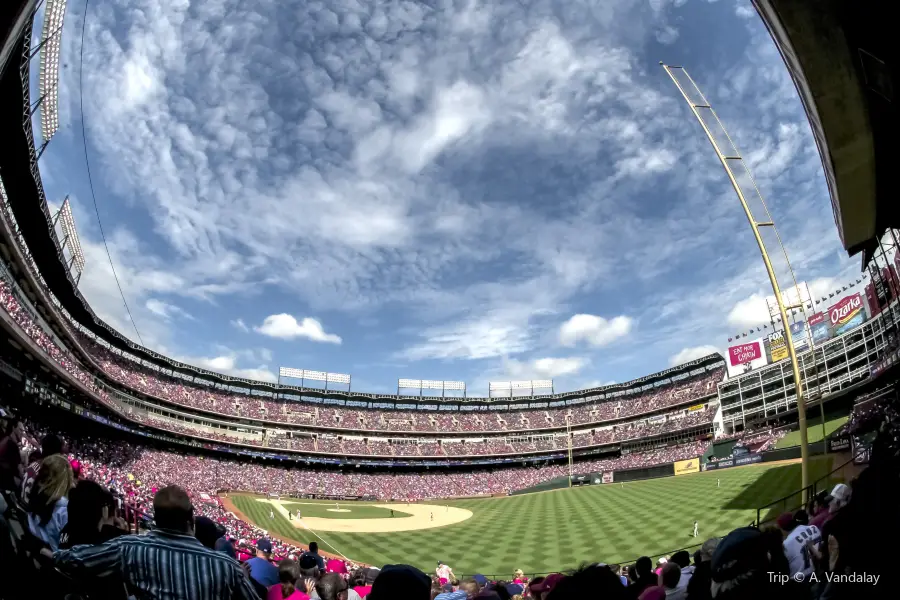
(27, 454, 74, 550)
(513, 569, 526, 585)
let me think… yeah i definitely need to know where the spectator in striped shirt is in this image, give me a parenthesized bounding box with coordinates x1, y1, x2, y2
(51, 485, 260, 600)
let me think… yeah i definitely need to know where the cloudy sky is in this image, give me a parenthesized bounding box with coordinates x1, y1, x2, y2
(32, 0, 857, 395)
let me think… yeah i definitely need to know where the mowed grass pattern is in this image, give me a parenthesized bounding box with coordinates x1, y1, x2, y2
(776, 416, 848, 449)
(231, 458, 832, 577)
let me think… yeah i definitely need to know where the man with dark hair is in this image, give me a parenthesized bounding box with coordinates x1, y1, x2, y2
(58, 480, 127, 549)
(369, 564, 430, 600)
(669, 550, 693, 597)
(247, 538, 279, 587)
(316, 572, 349, 600)
(194, 516, 226, 550)
(660, 562, 682, 600)
(547, 564, 627, 600)
(50, 485, 259, 600)
(628, 556, 657, 599)
(303, 540, 326, 571)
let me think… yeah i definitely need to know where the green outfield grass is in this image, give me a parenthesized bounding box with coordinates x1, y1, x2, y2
(279, 501, 412, 520)
(230, 457, 833, 577)
(775, 416, 849, 449)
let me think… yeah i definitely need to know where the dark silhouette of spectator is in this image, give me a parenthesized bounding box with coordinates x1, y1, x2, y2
(369, 565, 430, 600)
(547, 564, 628, 600)
(629, 557, 657, 599)
(0, 417, 26, 491)
(686, 538, 718, 600)
(59, 479, 126, 549)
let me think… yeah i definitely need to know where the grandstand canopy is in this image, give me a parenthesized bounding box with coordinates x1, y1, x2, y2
(753, 0, 897, 260)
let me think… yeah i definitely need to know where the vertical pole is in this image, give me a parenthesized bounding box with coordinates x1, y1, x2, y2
(662, 63, 810, 500)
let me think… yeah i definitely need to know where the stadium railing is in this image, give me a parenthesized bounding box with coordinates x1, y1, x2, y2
(459, 540, 714, 580)
(754, 443, 868, 527)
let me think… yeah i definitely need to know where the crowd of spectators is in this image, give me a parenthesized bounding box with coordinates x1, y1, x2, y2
(68, 323, 723, 435)
(125, 406, 715, 458)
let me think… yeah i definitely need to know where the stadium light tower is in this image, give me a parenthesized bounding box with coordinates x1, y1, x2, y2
(52, 196, 86, 284)
(661, 64, 812, 499)
(29, 0, 68, 157)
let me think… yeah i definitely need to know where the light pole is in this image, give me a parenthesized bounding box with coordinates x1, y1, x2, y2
(662, 64, 811, 499)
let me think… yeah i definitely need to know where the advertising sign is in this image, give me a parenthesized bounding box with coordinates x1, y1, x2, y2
(808, 312, 830, 344)
(688, 404, 705, 412)
(828, 294, 865, 336)
(790, 320, 809, 353)
(728, 341, 762, 366)
(602, 471, 614, 484)
(726, 338, 768, 377)
(705, 453, 762, 470)
(647, 414, 666, 424)
(767, 331, 788, 362)
(865, 283, 882, 317)
(828, 436, 851, 452)
(674, 458, 700, 475)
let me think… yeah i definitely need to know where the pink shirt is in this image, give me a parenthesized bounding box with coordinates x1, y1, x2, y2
(267, 584, 309, 600)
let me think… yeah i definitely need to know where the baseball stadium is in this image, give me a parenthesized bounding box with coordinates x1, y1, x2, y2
(0, 1, 898, 600)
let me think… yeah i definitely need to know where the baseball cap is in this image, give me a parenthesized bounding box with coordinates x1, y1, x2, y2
(298, 553, 319, 569)
(831, 483, 851, 505)
(531, 573, 565, 593)
(776, 511, 794, 531)
(711, 527, 767, 583)
(473, 574, 488, 586)
(700, 537, 721, 562)
(256, 538, 273, 553)
(442, 584, 454, 593)
(327, 559, 348, 574)
(505, 583, 524, 596)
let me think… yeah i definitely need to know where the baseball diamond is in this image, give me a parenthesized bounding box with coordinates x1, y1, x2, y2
(226, 457, 832, 576)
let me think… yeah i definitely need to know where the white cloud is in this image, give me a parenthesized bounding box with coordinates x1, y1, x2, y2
(669, 345, 720, 366)
(145, 299, 192, 321)
(186, 355, 277, 382)
(510, 356, 588, 378)
(231, 318, 249, 332)
(726, 293, 770, 329)
(559, 314, 633, 347)
(255, 314, 342, 344)
(727, 278, 854, 331)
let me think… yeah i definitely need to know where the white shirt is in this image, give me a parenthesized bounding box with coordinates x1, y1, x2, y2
(783, 524, 821, 577)
(437, 565, 452, 580)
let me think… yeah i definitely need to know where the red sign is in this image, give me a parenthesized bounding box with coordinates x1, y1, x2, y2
(807, 312, 825, 326)
(829, 293, 862, 326)
(728, 341, 762, 366)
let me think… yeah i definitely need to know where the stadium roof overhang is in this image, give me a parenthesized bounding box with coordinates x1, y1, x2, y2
(752, 0, 898, 262)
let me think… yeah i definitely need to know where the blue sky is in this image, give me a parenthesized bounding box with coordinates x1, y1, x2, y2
(32, 0, 856, 395)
